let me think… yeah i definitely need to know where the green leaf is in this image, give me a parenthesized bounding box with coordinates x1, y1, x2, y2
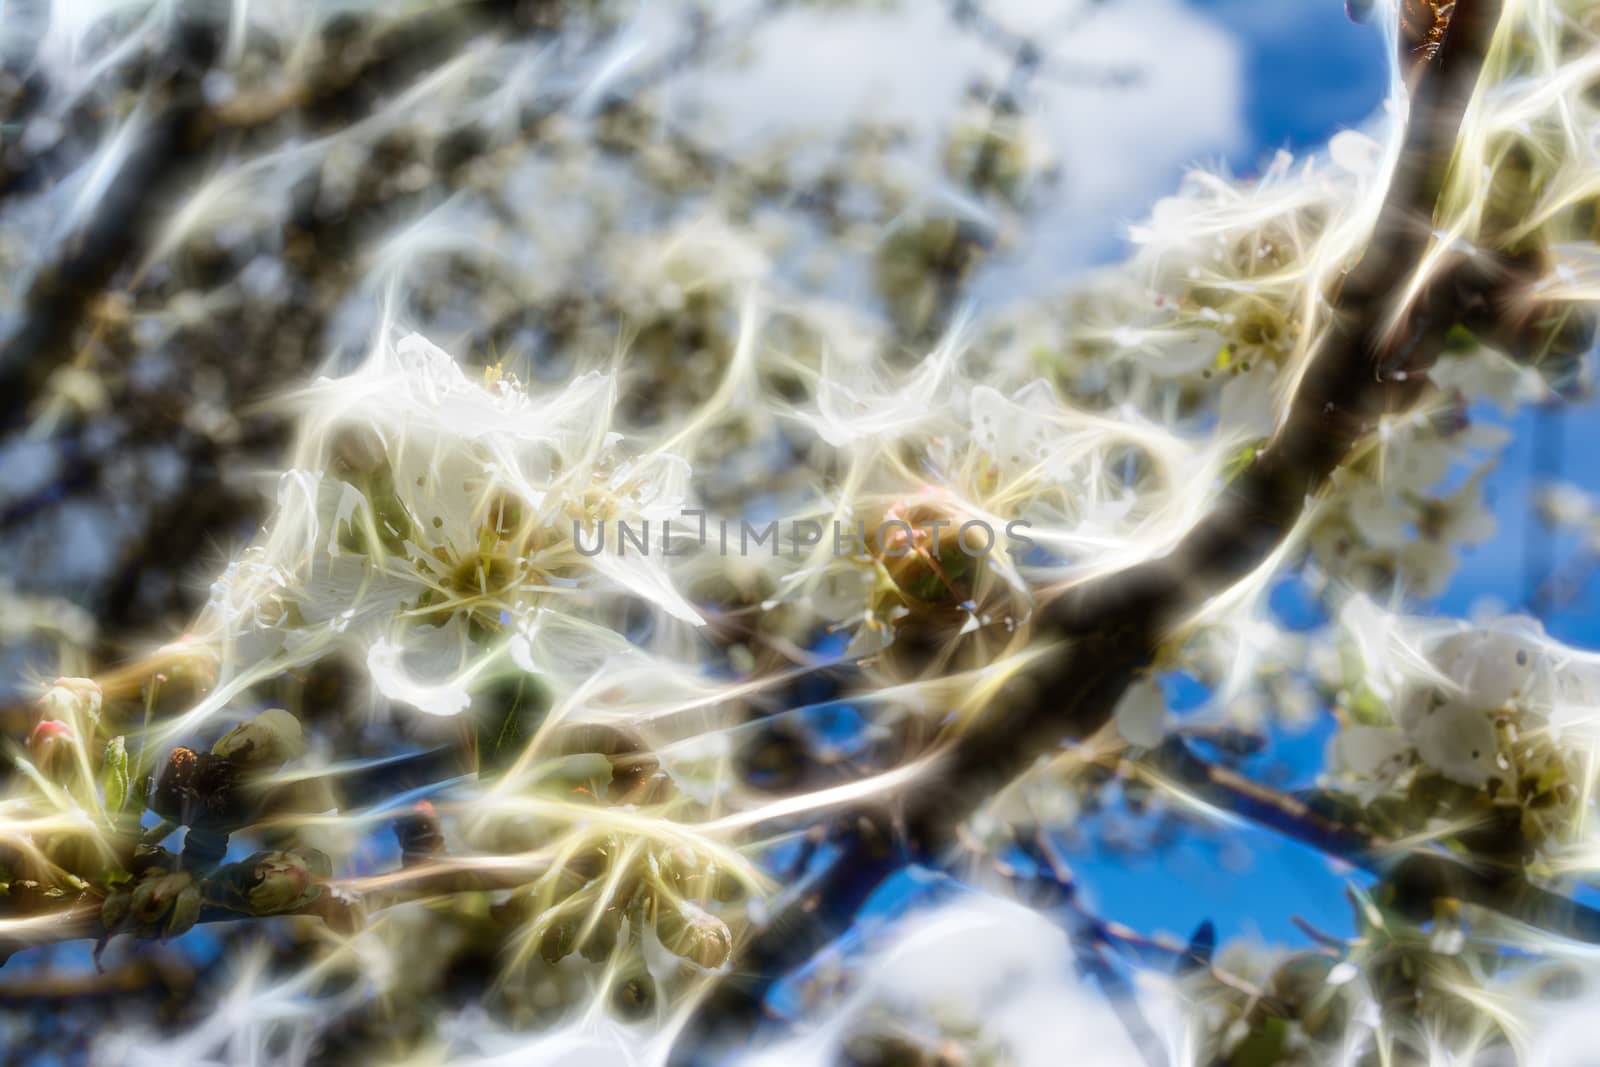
(101, 737, 130, 818)
(478, 675, 549, 775)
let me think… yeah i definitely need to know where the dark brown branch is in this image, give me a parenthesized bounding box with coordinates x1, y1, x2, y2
(1145, 738, 1600, 944)
(0, 69, 211, 429)
(679, 2, 1510, 1058)
(0, 893, 363, 969)
(910, 0, 1507, 864)
(1047, 0, 1499, 642)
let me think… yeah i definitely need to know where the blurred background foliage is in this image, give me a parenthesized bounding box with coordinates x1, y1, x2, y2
(2, 2, 1599, 1065)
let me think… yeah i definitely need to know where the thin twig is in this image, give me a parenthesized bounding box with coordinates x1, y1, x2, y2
(1145, 737, 1600, 944)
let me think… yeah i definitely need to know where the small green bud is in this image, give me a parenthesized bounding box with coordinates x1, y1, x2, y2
(208, 849, 327, 915)
(244, 851, 324, 914)
(330, 425, 388, 479)
(610, 966, 656, 1020)
(212, 708, 306, 768)
(101, 890, 131, 930)
(129, 877, 163, 923)
(655, 899, 732, 969)
(127, 871, 196, 928)
(166, 884, 203, 938)
(658, 846, 704, 892)
(539, 918, 578, 965)
(658, 846, 744, 903)
(578, 906, 622, 963)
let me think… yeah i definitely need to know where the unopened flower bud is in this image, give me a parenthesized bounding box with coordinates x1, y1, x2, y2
(101, 889, 132, 930)
(130, 871, 195, 926)
(151, 747, 243, 827)
(539, 917, 578, 965)
(27, 720, 76, 779)
(610, 965, 656, 1020)
(254, 852, 323, 914)
(658, 846, 744, 903)
(873, 503, 971, 605)
(394, 801, 444, 867)
(658, 845, 703, 888)
(212, 708, 306, 768)
(153, 637, 220, 698)
(129, 878, 160, 922)
(38, 678, 101, 728)
(579, 905, 623, 963)
(165, 883, 203, 938)
(655, 899, 732, 969)
(330, 424, 388, 479)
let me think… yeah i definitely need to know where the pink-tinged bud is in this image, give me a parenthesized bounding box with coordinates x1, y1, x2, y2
(38, 678, 101, 728)
(394, 800, 444, 866)
(27, 720, 76, 779)
(238, 850, 328, 914)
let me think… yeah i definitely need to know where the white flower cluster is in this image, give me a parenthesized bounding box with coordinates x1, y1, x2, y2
(7, 1, 1600, 1064)
(197, 332, 702, 720)
(1308, 402, 1506, 597)
(185, 287, 1253, 728)
(1329, 594, 1600, 820)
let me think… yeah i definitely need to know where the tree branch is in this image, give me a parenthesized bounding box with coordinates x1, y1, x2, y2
(0, 2, 529, 431)
(678, 2, 1510, 1058)
(1046, 0, 1499, 642)
(909, 0, 1507, 879)
(1143, 737, 1600, 944)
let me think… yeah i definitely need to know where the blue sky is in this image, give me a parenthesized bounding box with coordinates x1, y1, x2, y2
(1192, 0, 1390, 163)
